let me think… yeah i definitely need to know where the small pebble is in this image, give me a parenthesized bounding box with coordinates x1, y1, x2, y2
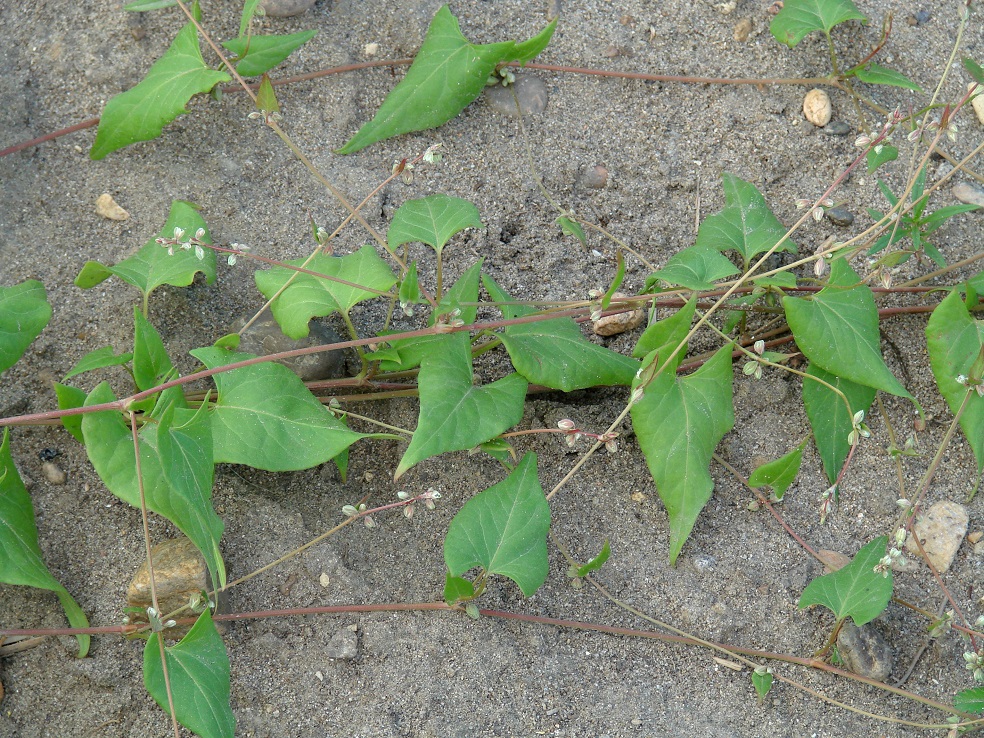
(126, 537, 208, 638)
(968, 531, 983, 545)
(914, 9, 931, 24)
(577, 164, 609, 189)
(95, 193, 129, 221)
(906, 500, 969, 573)
(41, 461, 66, 485)
(592, 292, 644, 336)
(820, 120, 852, 137)
(733, 18, 753, 42)
(803, 89, 832, 127)
(836, 621, 894, 681)
(952, 182, 984, 208)
(817, 549, 850, 573)
(485, 76, 549, 117)
(825, 207, 854, 227)
(231, 309, 347, 382)
(968, 83, 984, 126)
(714, 0, 737, 14)
(260, 0, 316, 17)
(325, 627, 358, 660)
(363, 42, 379, 57)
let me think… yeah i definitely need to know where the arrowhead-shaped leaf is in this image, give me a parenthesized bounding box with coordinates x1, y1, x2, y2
(337, 6, 556, 154)
(0, 429, 90, 657)
(387, 194, 483, 255)
(770, 0, 866, 48)
(376, 260, 484, 372)
(444, 453, 550, 597)
(222, 30, 317, 77)
(191, 347, 372, 472)
(852, 63, 922, 92)
(648, 245, 739, 291)
(695, 174, 797, 267)
(926, 291, 984, 472)
(75, 201, 216, 304)
(395, 332, 527, 479)
(483, 276, 639, 391)
(254, 245, 397, 339)
(748, 440, 807, 501)
(802, 364, 876, 484)
(799, 536, 892, 626)
(144, 610, 234, 738)
(82, 383, 225, 588)
(784, 258, 911, 399)
(91, 19, 230, 159)
(0, 280, 52, 374)
(631, 344, 735, 563)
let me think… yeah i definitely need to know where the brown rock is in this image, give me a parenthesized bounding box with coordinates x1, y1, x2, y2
(95, 193, 129, 221)
(592, 293, 644, 336)
(836, 621, 894, 681)
(733, 18, 753, 42)
(126, 537, 208, 637)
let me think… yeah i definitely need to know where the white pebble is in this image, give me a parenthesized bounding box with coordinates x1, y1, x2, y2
(803, 89, 832, 127)
(95, 193, 129, 221)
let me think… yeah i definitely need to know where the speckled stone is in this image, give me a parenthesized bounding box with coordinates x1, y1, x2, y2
(836, 621, 894, 681)
(906, 500, 969, 573)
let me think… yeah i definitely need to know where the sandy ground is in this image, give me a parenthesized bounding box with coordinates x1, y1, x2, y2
(1, 0, 983, 736)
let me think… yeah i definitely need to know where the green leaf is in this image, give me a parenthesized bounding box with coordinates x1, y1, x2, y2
(0, 281, 51, 374)
(770, 0, 866, 48)
(964, 58, 984, 86)
(631, 344, 735, 563)
(91, 19, 230, 159)
(751, 669, 774, 703)
(748, 440, 807, 500)
(64, 346, 134, 381)
(783, 258, 911, 398)
(852, 63, 922, 92)
(866, 144, 898, 174)
(74, 201, 216, 305)
(926, 292, 984, 472)
(125, 0, 178, 10)
(444, 453, 550, 597)
(238, 0, 262, 38)
(254, 245, 397, 339)
(134, 308, 177, 392)
(395, 332, 527, 479)
(802, 365, 876, 485)
(695, 174, 797, 267)
(377, 260, 483, 372)
(574, 540, 611, 577)
(82, 383, 225, 588)
(443, 574, 476, 604)
(511, 17, 557, 64)
(54, 383, 87, 444)
(922, 204, 981, 230)
(955, 686, 984, 715)
(557, 216, 587, 248)
(387, 194, 483, 256)
(753, 272, 798, 290)
(649, 244, 739, 291)
(483, 276, 639, 391)
(222, 30, 317, 77)
(144, 610, 234, 738)
(254, 73, 280, 114)
(338, 6, 554, 154)
(633, 297, 697, 367)
(191, 347, 371, 471)
(399, 261, 422, 307)
(0, 429, 90, 657)
(799, 536, 892, 626)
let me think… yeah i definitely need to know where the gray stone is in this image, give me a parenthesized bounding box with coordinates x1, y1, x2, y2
(906, 500, 969, 573)
(261, 0, 316, 17)
(231, 309, 347, 382)
(836, 621, 894, 681)
(820, 120, 852, 136)
(577, 164, 609, 189)
(825, 206, 854, 227)
(485, 75, 549, 117)
(325, 625, 358, 660)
